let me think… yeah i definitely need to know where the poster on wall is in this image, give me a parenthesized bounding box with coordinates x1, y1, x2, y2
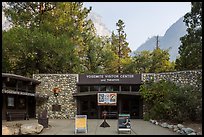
(98, 93, 117, 106)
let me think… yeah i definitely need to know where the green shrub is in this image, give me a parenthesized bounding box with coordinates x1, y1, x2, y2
(143, 113, 150, 121)
(140, 80, 202, 123)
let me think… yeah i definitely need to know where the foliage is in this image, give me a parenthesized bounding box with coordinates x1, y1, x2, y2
(175, 2, 202, 70)
(83, 36, 109, 73)
(100, 38, 119, 74)
(140, 80, 202, 123)
(3, 2, 180, 76)
(2, 2, 97, 76)
(131, 51, 152, 73)
(149, 48, 174, 73)
(110, 19, 131, 73)
(3, 2, 135, 75)
(131, 48, 175, 73)
(2, 27, 78, 77)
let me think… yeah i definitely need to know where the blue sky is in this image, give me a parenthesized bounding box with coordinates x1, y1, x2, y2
(83, 2, 191, 51)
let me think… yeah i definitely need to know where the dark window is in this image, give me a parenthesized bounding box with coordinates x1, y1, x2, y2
(131, 99, 140, 118)
(122, 100, 129, 111)
(90, 101, 96, 109)
(100, 86, 106, 91)
(90, 86, 99, 92)
(121, 85, 130, 91)
(7, 96, 15, 109)
(106, 86, 113, 91)
(131, 85, 140, 92)
(112, 85, 119, 91)
(18, 81, 27, 92)
(80, 86, 89, 92)
(5, 78, 17, 90)
(18, 96, 26, 109)
(110, 106, 117, 112)
(81, 100, 88, 111)
(2, 82, 6, 88)
(28, 85, 35, 93)
(2, 95, 3, 110)
(100, 85, 119, 92)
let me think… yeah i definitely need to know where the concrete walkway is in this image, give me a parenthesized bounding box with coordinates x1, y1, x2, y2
(2, 119, 179, 135)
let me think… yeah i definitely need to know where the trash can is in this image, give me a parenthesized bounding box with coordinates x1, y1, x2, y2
(38, 109, 49, 128)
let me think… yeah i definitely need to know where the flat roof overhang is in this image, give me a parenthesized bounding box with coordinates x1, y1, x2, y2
(2, 73, 41, 84)
(73, 91, 140, 97)
(2, 89, 35, 96)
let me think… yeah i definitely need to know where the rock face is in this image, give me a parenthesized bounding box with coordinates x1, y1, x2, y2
(87, 11, 111, 37)
(20, 123, 43, 135)
(2, 125, 19, 135)
(33, 74, 78, 119)
(135, 16, 187, 61)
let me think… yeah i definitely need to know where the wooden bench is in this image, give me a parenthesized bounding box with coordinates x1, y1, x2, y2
(6, 112, 29, 121)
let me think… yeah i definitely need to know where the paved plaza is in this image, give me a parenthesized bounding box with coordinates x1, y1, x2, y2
(2, 119, 179, 135)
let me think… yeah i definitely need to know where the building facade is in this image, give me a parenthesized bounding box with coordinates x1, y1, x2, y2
(32, 74, 143, 119)
(75, 74, 143, 119)
(33, 70, 202, 119)
(2, 73, 41, 120)
(2, 70, 201, 120)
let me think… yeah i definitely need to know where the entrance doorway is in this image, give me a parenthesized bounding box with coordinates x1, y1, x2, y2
(99, 106, 118, 119)
(76, 94, 143, 119)
(27, 96, 36, 118)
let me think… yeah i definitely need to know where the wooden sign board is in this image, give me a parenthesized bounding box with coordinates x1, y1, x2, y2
(75, 115, 87, 134)
(98, 93, 117, 106)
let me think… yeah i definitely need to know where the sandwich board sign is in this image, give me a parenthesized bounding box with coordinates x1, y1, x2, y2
(118, 114, 131, 134)
(75, 115, 87, 134)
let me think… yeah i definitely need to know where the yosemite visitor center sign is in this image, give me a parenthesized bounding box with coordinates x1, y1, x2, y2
(78, 74, 141, 84)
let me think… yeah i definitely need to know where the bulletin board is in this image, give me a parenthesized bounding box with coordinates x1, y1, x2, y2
(98, 93, 117, 106)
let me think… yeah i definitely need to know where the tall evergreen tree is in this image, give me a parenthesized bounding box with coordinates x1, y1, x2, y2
(110, 19, 131, 73)
(175, 2, 202, 70)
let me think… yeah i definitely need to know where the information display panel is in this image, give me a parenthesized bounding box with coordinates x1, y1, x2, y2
(97, 93, 117, 106)
(118, 114, 131, 134)
(75, 115, 87, 134)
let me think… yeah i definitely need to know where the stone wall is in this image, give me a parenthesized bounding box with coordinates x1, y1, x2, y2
(141, 69, 202, 117)
(33, 70, 202, 119)
(142, 69, 202, 90)
(33, 74, 78, 119)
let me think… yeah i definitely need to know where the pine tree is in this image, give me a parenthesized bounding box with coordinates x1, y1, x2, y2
(175, 2, 202, 70)
(110, 19, 131, 73)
